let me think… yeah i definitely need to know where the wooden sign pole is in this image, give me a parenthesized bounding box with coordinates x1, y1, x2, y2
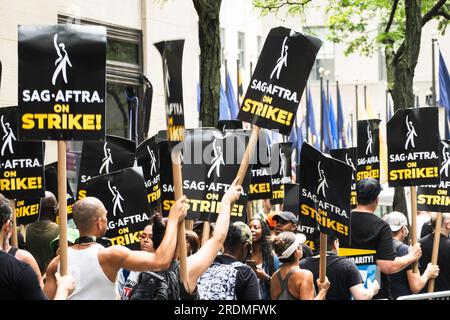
(57, 141, 68, 276)
(410, 186, 419, 273)
(319, 232, 327, 283)
(172, 148, 187, 284)
(10, 200, 18, 248)
(427, 212, 442, 293)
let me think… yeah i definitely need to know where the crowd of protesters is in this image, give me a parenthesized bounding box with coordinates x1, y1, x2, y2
(0, 177, 448, 300)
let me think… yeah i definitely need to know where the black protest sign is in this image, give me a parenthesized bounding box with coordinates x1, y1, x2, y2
(182, 129, 251, 223)
(417, 140, 450, 212)
(136, 135, 161, 209)
(18, 25, 106, 141)
(76, 135, 136, 199)
(0, 106, 45, 199)
(387, 107, 440, 187)
(237, 27, 321, 136)
(15, 198, 40, 225)
(283, 182, 299, 214)
(45, 162, 75, 220)
(357, 119, 381, 181)
(331, 147, 358, 207)
(217, 120, 243, 131)
(270, 142, 292, 205)
(299, 142, 352, 240)
(155, 40, 185, 143)
(80, 167, 151, 250)
(159, 140, 175, 217)
(249, 130, 272, 200)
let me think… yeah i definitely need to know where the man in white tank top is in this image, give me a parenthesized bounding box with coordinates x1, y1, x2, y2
(44, 196, 188, 300)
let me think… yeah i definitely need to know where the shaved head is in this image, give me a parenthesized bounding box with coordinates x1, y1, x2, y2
(72, 197, 107, 234)
(40, 191, 57, 221)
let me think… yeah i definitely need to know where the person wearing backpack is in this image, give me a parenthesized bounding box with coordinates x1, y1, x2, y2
(300, 234, 380, 300)
(131, 177, 244, 300)
(197, 220, 261, 300)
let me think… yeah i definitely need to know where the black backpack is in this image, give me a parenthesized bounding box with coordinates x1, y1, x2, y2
(129, 261, 181, 300)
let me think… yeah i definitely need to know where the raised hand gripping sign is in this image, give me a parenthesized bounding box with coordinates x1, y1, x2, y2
(387, 108, 440, 187)
(237, 27, 321, 136)
(18, 25, 106, 141)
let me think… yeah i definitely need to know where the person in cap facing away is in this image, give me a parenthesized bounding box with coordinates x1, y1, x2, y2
(271, 231, 329, 300)
(349, 178, 422, 299)
(272, 211, 313, 258)
(384, 211, 439, 299)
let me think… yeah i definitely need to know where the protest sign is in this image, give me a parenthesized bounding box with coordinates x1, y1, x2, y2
(182, 129, 251, 223)
(331, 147, 358, 207)
(80, 167, 151, 250)
(357, 119, 381, 181)
(387, 107, 440, 187)
(270, 142, 292, 205)
(417, 140, 450, 212)
(18, 25, 106, 141)
(15, 198, 40, 225)
(0, 106, 45, 199)
(237, 27, 321, 136)
(283, 182, 299, 215)
(248, 130, 272, 200)
(76, 135, 136, 199)
(136, 135, 161, 209)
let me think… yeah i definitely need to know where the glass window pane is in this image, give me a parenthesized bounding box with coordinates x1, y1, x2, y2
(107, 39, 139, 65)
(106, 82, 138, 138)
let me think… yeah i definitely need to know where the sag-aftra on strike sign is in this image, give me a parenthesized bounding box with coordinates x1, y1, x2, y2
(18, 25, 106, 141)
(237, 27, 321, 136)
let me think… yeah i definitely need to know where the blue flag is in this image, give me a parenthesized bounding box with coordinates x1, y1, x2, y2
(226, 70, 239, 119)
(439, 50, 450, 138)
(321, 88, 333, 152)
(306, 89, 319, 149)
(219, 83, 231, 120)
(197, 83, 201, 114)
(328, 90, 338, 149)
(337, 84, 346, 148)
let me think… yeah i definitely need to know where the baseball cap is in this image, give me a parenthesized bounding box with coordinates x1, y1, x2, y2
(266, 211, 277, 228)
(272, 211, 298, 224)
(356, 178, 383, 200)
(384, 211, 408, 232)
(233, 221, 253, 245)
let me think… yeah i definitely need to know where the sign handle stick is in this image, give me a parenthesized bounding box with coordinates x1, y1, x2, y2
(58, 141, 68, 276)
(427, 212, 442, 293)
(201, 222, 210, 246)
(185, 220, 193, 231)
(10, 200, 18, 248)
(247, 201, 254, 222)
(410, 186, 419, 273)
(172, 149, 188, 285)
(319, 232, 327, 283)
(236, 126, 260, 186)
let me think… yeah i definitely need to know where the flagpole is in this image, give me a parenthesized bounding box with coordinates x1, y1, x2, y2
(336, 78, 340, 147)
(355, 78, 359, 145)
(319, 67, 324, 151)
(432, 34, 437, 107)
(363, 78, 367, 111)
(236, 59, 240, 108)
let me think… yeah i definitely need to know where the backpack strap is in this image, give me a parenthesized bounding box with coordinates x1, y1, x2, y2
(8, 247, 18, 257)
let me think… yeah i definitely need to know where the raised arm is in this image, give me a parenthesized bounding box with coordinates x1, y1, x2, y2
(185, 176, 242, 293)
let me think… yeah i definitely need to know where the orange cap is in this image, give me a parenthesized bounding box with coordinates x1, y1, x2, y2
(266, 211, 276, 228)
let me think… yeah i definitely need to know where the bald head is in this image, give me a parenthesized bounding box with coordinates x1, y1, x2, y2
(72, 197, 107, 234)
(40, 191, 57, 221)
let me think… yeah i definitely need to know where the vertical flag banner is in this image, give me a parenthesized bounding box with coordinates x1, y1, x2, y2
(76, 135, 136, 200)
(321, 88, 333, 152)
(417, 140, 450, 212)
(387, 108, 440, 187)
(357, 119, 381, 181)
(299, 142, 352, 244)
(18, 25, 106, 141)
(439, 50, 450, 138)
(306, 88, 319, 148)
(237, 27, 322, 135)
(328, 93, 338, 149)
(154, 40, 185, 142)
(181, 129, 251, 223)
(270, 142, 293, 205)
(249, 130, 273, 200)
(80, 167, 151, 250)
(136, 135, 162, 210)
(337, 83, 345, 148)
(226, 70, 239, 119)
(219, 83, 231, 120)
(0, 106, 45, 199)
(330, 147, 358, 207)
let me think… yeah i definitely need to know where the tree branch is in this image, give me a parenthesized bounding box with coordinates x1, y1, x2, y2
(253, 0, 313, 12)
(385, 0, 400, 33)
(422, 0, 447, 26)
(437, 9, 450, 20)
